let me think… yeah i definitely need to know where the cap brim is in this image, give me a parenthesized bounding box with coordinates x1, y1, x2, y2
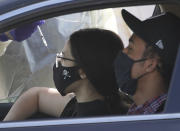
(122, 9, 142, 30)
(122, 9, 152, 45)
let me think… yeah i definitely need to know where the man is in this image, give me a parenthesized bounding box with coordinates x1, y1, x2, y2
(114, 9, 180, 114)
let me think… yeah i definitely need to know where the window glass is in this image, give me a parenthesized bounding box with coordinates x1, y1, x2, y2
(0, 5, 155, 103)
(0, 5, 155, 105)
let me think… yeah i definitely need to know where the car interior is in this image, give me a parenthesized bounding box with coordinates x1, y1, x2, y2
(0, 2, 180, 122)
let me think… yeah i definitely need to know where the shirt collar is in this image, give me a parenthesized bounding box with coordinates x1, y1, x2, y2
(127, 94, 167, 115)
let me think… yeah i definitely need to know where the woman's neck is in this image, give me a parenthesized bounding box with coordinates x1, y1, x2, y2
(74, 80, 104, 103)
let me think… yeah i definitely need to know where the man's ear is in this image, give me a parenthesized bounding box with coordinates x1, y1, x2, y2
(145, 58, 158, 73)
(78, 69, 87, 79)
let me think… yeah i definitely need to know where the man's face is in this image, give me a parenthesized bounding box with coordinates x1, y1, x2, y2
(123, 34, 147, 79)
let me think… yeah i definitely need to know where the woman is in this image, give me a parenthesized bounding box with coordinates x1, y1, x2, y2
(4, 28, 125, 121)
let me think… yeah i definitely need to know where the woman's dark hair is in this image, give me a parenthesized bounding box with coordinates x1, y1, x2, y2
(69, 28, 128, 114)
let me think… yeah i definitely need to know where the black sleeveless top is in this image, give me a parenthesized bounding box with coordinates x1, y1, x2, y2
(60, 97, 110, 118)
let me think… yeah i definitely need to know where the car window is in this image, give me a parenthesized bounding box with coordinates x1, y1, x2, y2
(0, 5, 155, 104)
(11, 4, 180, 124)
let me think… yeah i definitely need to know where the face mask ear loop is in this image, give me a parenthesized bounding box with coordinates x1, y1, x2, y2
(137, 71, 148, 81)
(133, 58, 148, 80)
(132, 58, 148, 80)
(134, 58, 147, 63)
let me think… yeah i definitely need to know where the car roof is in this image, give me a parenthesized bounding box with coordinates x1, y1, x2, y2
(0, 0, 175, 15)
(0, 0, 49, 15)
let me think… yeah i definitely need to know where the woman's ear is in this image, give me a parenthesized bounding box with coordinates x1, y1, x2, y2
(78, 69, 87, 79)
(145, 58, 158, 73)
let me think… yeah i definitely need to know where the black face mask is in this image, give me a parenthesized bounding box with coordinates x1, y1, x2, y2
(114, 51, 146, 96)
(53, 63, 81, 96)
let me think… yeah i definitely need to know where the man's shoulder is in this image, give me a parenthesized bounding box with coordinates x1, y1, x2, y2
(127, 94, 167, 115)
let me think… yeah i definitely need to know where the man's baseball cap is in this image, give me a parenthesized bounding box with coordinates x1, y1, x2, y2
(122, 9, 180, 85)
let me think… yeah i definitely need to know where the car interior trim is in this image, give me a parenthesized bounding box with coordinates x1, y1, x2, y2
(1, 113, 180, 129)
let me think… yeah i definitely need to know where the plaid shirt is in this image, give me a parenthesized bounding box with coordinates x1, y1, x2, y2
(127, 94, 167, 115)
